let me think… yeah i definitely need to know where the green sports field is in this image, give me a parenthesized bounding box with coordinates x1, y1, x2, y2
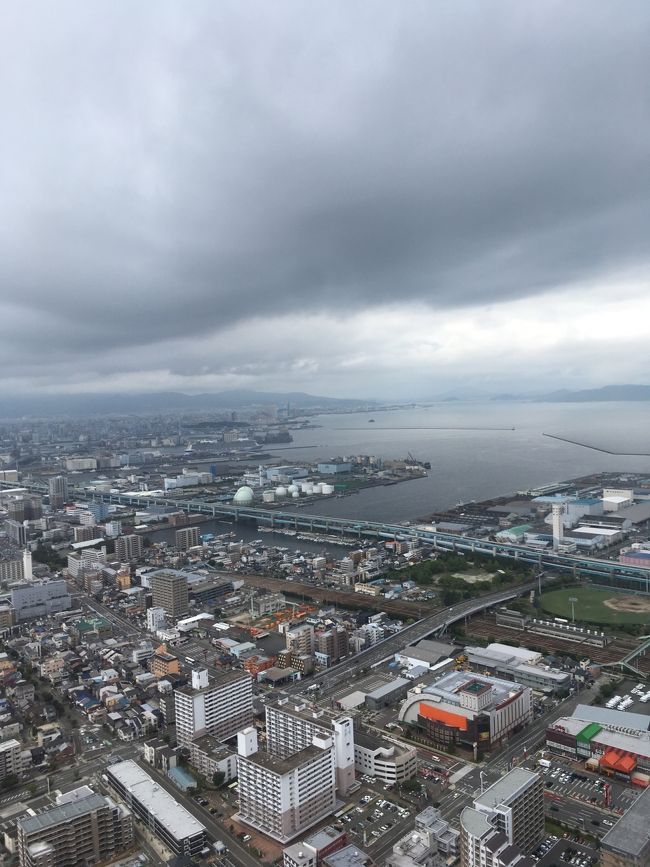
(539, 586, 650, 625)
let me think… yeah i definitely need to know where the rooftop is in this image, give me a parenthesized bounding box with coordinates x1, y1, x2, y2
(244, 743, 328, 774)
(473, 768, 540, 810)
(175, 668, 250, 696)
(18, 793, 111, 835)
(601, 785, 650, 858)
(571, 704, 650, 732)
(424, 670, 525, 708)
(106, 760, 205, 841)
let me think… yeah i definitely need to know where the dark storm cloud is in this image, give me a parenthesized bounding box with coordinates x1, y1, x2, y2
(0, 1, 649, 390)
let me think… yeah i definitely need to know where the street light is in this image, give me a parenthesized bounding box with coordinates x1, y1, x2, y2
(569, 596, 578, 622)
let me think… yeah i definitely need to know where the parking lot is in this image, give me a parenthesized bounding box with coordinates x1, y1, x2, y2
(540, 760, 641, 817)
(334, 781, 416, 853)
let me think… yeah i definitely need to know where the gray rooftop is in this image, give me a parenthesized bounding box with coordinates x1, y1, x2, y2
(244, 743, 327, 774)
(106, 760, 205, 841)
(19, 793, 110, 835)
(473, 768, 539, 810)
(365, 677, 409, 699)
(460, 806, 493, 839)
(601, 785, 650, 858)
(572, 703, 650, 732)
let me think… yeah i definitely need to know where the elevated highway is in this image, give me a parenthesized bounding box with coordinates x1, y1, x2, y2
(8, 479, 650, 591)
(81, 488, 650, 592)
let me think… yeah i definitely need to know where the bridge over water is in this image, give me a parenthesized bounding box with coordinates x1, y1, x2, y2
(78, 488, 650, 593)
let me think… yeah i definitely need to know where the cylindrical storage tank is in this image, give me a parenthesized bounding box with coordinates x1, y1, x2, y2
(302, 484, 313, 495)
(311, 484, 322, 494)
(292, 491, 300, 498)
(275, 486, 288, 497)
(300, 482, 311, 493)
(262, 490, 275, 503)
(321, 483, 335, 495)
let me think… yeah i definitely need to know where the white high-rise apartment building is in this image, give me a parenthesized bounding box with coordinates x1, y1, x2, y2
(236, 727, 336, 843)
(174, 669, 253, 746)
(265, 699, 355, 795)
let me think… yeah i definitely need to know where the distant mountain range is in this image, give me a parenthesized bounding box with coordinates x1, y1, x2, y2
(535, 385, 650, 402)
(0, 389, 375, 418)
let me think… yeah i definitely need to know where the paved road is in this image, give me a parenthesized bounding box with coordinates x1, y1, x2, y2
(287, 581, 537, 698)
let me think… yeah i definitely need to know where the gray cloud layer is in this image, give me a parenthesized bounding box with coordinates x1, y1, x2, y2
(1, 2, 649, 394)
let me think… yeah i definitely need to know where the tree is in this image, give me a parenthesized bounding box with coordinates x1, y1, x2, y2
(213, 771, 226, 788)
(401, 779, 422, 793)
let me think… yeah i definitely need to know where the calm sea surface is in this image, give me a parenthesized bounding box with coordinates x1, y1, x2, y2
(264, 402, 650, 523)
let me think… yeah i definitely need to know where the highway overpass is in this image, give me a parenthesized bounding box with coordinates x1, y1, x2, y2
(81, 488, 650, 592)
(7, 480, 650, 592)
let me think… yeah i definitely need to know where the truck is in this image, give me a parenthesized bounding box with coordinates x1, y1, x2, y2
(538, 759, 552, 769)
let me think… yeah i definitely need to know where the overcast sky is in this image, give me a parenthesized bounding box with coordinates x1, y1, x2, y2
(1, 2, 649, 400)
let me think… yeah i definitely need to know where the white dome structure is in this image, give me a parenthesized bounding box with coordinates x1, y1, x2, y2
(233, 485, 255, 505)
(287, 484, 299, 494)
(292, 490, 300, 498)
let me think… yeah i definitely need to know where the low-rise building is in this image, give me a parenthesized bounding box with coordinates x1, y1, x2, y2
(354, 731, 417, 783)
(600, 784, 650, 866)
(105, 759, 207, 857)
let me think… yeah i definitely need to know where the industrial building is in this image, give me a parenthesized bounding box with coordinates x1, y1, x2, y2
(16, 789, 133, 867)
(460, 769, 543, 867)
(399, 672, 532, 758)
(105, 760, 207, 857)
(236, 727, 337, 843)
(174, 668, 253, 746)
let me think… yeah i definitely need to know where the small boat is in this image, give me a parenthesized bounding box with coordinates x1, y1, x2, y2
(368, 418, 375, 423)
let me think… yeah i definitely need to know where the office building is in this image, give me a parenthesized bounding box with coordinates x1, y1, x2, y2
(17, 790, 132, 867)
(174, 668, 253, 746)
(47, 476, 68, 510)
(460, 769, 544, 867)
(600, 785, 650, 866)
(10, 579, 71, 622)
(73, 525, 97, 543)
(0, 739, 22, 784)
(151, 570, 189, 619)
(266, 699, 356, 795)
(399, 672, 532, 758)
(236, 727, 337, 843)
(175, 526, 200, 550)
(105, 760, 206, 857)
(115, 534, 143, 562)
